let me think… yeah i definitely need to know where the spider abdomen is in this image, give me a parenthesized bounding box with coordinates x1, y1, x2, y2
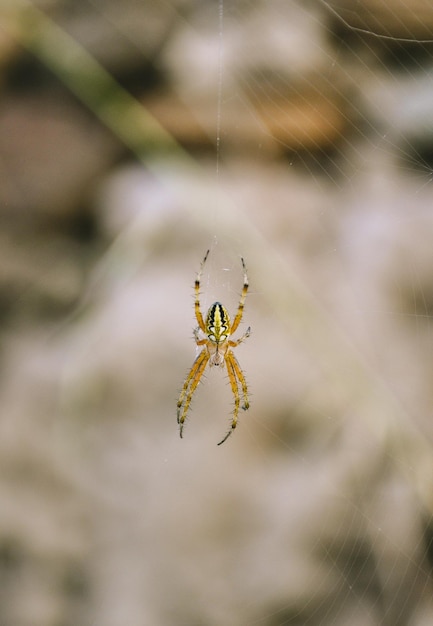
(206, 302, 230, 343)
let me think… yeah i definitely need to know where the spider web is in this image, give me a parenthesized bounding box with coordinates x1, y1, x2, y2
(0, 1, 433, 626)
(210, 3, 433, 625)
(159, 2, 433, 624)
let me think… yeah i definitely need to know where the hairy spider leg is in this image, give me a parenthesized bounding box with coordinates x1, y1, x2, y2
(177, 348, 210, 437)
(228, 349, 249, 411)
(217, 351, 242, 445)
(194, 250, 210, 333)
(229, 257, 249, 334)
(228, 326, 251, 348)
(227, 325, 251, 407)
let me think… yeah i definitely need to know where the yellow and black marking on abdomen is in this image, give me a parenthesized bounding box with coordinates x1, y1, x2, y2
(206, 302, 231, 343)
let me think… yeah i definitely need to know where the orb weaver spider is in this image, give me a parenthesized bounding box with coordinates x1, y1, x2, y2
(177, 250, 251, 445)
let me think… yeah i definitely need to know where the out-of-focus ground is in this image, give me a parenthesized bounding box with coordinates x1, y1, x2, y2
(0, 1, 433, 625)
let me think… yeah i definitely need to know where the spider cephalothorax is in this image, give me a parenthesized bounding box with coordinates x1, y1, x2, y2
(177, 251, 250, 445)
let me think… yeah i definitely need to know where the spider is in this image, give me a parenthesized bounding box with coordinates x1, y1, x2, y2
(177, 250, 251, 445)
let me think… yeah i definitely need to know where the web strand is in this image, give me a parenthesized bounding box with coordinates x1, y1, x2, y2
(216, 0, 224, 180)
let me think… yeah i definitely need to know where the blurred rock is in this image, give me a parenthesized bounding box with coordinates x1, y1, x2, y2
(0, 230, 88, 328)
(0, 93, 120, 228)
(156, 0, 353, 154)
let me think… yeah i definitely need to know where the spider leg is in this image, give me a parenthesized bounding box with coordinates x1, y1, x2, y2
(218, 350, 241, 446)
(229, 257, 249, 335)
(228, 326, 251, 348)
(194, 250, 209, 333)
(177, 348, 210, 438)
(226, 328, 250, 409)
(193, 327, 207, 345)
(229, 351, 249, 411)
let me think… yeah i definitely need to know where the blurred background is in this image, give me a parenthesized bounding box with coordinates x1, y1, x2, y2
(1, 0, 433, 624)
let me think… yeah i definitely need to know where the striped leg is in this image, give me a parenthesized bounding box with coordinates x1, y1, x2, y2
(218, 351, 241, 446)
(177, 349, 210, 438)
